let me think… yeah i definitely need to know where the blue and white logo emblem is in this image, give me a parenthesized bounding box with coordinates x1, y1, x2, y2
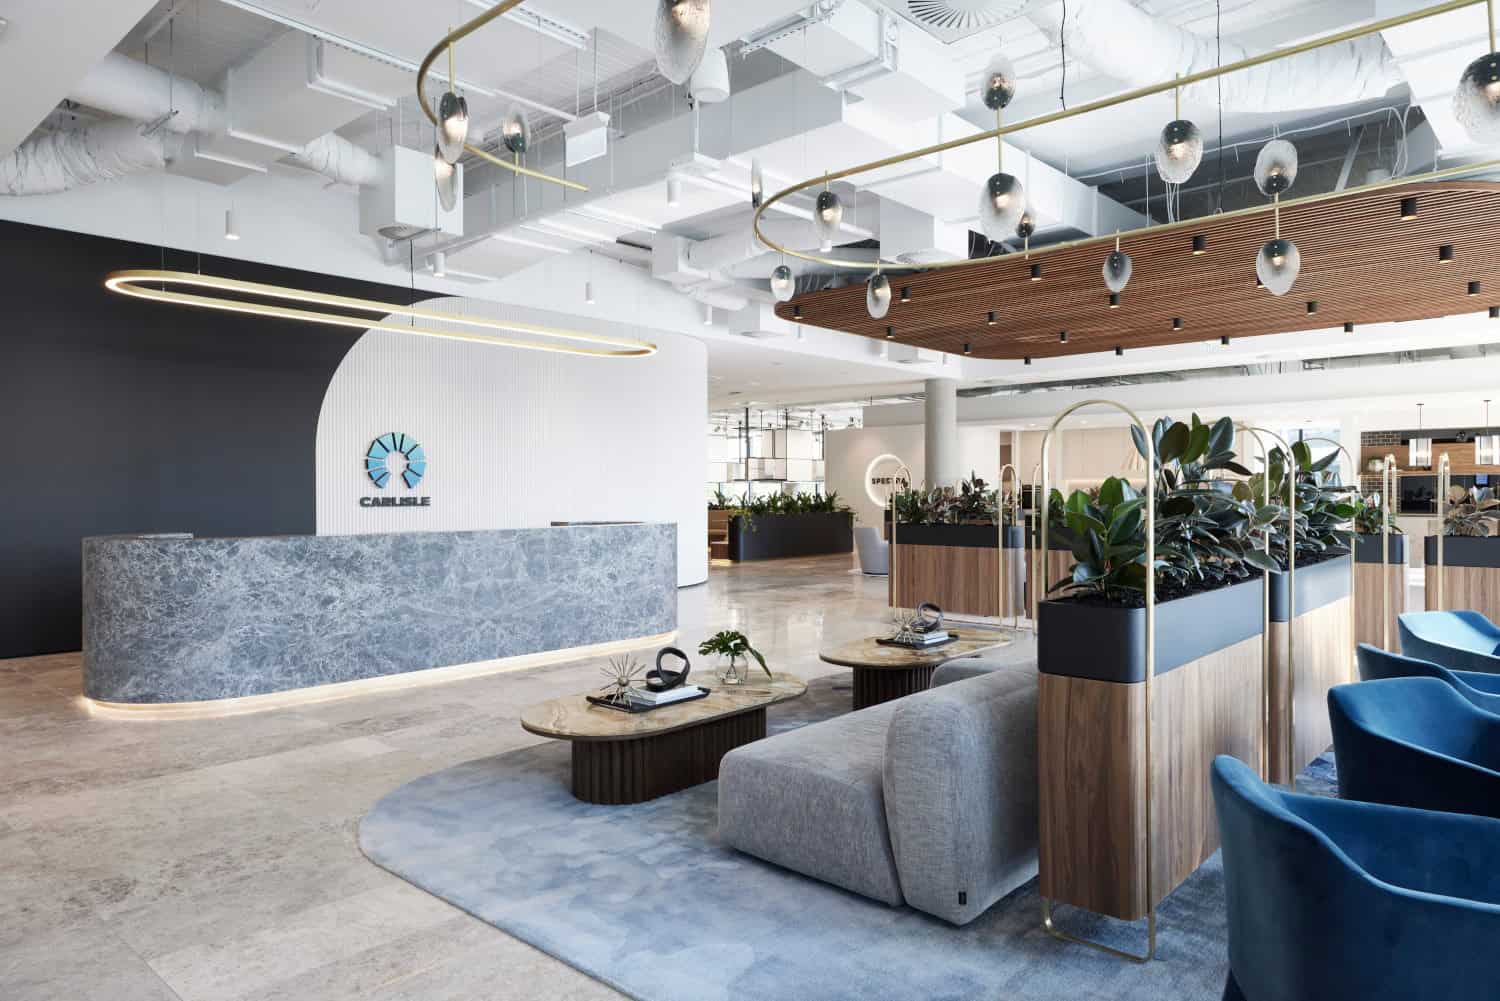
(365, 433, 427, 489)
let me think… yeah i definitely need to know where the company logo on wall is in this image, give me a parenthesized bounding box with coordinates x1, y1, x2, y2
(360, 432, 432, 508)
(864, 453, 911, 507)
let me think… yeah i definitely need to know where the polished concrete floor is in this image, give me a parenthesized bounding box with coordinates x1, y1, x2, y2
(0, 555, 1032, 1000)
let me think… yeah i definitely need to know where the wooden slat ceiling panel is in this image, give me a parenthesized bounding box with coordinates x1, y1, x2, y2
(774, 182, 1500, 359)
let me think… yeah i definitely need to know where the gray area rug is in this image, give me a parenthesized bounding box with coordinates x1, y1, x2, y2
(359, 675, 1337, 1001)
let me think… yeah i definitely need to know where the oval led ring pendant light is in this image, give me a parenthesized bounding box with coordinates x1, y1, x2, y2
(436, 40, 468, 165)
(654, 0, 711, 85)
(1456, 0, 1500, 142)
(103, 271, 657, 359)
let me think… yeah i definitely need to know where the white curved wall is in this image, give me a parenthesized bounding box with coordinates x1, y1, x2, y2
(316, 296, 707, 586)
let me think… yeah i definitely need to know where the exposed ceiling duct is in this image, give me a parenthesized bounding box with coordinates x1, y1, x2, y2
(1027, 0, 1403, 113)
(2, 49, 383, 197)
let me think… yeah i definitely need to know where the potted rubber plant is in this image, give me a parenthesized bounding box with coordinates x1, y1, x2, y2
(726, 491, 854, 561)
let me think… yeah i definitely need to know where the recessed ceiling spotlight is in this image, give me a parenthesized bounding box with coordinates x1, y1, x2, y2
(1469, 280, 1482, 296)
(1029, 263, 1042, 281)
(1191, 234, 1207, 255)
(900, 285, 911, 303)
(1024, 355, 1032, 365)
(1343, 321, 1355, 333)
(1400, 196, 1418, 220)
(1108, 292, 1120, 308)
(1114, 345, 1124, 356)
(793, 304, 802, 319)
(987, 310, 997, 326)
(1221, 335, 1231, 346)
(1306, 300, 1318, 315)
(963, 342, 972, 355)
(1171, 317, 1183, 331)
(885, 325, 895, 339)
(1058, 330, 1068, 342)
(1439, 244, 1455, 262)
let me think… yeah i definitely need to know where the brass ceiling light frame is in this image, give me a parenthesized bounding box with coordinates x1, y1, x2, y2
(104, 271, 657, 359)
(753, 0, 1496, 278)
(417, 1, 588, 192)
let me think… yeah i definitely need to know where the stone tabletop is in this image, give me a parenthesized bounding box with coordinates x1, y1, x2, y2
(520, 672, 807, 742)
(818, 633, 1012, 670)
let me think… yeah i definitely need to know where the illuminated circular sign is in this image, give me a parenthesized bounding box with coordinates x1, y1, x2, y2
(864, 453, 910, 507)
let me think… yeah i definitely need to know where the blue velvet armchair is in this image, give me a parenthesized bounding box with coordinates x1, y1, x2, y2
(1398, 610, 1500, 674)
(1212, 755, 1500, 1001)
(1356, 643, 1500, 714)
(1328, 677, 1500, 819)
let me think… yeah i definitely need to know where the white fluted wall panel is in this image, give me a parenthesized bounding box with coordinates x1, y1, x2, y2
(316, 296, 707, 586)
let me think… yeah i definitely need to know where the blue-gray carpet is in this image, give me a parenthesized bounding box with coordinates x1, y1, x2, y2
(359, 675, 1338, 1001)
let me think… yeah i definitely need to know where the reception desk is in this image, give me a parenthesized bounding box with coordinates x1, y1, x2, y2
(83, 524, 677, 710)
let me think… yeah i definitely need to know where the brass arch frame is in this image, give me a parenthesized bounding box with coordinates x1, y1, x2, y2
(1243, 426, 1297, 785)
(1301, 436, 1361, 684)
(1436, 452, 1453, 609)
(886, 462, 913, 611)
(1030, 461, 1043, 628)
(1382, 454, 1399, 648)
(752, 0, 1496, 276)
(417, 1, 587, 192)
(996, 462, 1025, 631)
(1039, 400, 1157, 963)
(1234, 425, 1275, 780)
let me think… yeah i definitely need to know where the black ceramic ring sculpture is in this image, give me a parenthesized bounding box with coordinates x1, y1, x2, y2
(645, 647, 692, 691)
(912, 602, 944, 634)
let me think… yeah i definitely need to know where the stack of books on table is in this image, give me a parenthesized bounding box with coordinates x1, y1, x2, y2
(895, 629, 950, 647)
(626, 686, 703, 708)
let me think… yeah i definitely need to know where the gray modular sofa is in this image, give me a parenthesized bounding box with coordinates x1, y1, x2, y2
(717, 659, 1037, 925)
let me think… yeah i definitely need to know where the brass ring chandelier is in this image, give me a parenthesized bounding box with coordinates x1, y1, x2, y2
(104, 271, 657, 359)
(754, 0, 1500, 313)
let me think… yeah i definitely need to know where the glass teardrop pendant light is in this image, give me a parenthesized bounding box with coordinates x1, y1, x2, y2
(771, 263, 795, 302)
(1256, 237, 1300, 296)
(1455, 0, 1500, 143)
(436, 42, 468, 164)
(1154, 80, 1201, 185)
(654, 0, 711, 85)
(814, 186, 843, 251)
(1253, 139, 1298, 196)
(500, 105, 530, 155)
(866, 272, 892, 319)
(1015, 212, 1035, 241)
(434, 146, 458, 212)
(981, 53, 1017, 111)
(1102, 237, 1132, 293)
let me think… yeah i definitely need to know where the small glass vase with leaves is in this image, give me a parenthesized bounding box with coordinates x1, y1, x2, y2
(697, 630, 770, 686)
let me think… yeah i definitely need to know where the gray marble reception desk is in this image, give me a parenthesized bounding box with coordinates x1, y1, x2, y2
(82, 524, 677, 705)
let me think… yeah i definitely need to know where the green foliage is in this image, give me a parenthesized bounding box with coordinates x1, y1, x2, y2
(891, 472, 1014, 525)
(1353, 493, 1401, 535)
(697, 630, 770, 678)
(713, 490, 853, 525)
(1444, 495, 1500, 537)
(708, 488, 735, 511)
(1238, 440, 1355, 564)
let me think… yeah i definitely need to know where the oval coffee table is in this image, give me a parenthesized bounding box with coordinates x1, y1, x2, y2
(819, 633, 1012, 709)
(521, 673, 806, 804)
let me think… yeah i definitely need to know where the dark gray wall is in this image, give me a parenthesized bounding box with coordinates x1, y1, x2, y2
(1, 220, 434, 658)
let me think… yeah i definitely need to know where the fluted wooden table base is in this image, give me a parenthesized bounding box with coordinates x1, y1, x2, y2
(570, 708, 766, 804)
(851, 666, 935, 710)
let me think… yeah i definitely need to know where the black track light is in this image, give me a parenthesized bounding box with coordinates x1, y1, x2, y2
(1115, 345, 1124, 356)
(885, 325, 895, 339)
(900, 286, 911, 303)
(1491, 306, 1499, 319)
(987, 310, 997, 326)
(1058, 330, 1068, 343)
(963, 342, 972, 355)
(1400, 196, 1418, 220)
(1024, 355, 1032, 365)
(1108, 293, 1120, 308)
(1469, 281, 1482, 296)
(793, 304, 802, 319)
(1029, 263, 1042, 281)
(1439, 244, 1454, 262)
(1221, 335, 1231, 346)
(1171, 317, 1183, 331)
(1191, 234, 1207, 255)
(1306, 300, 1318, 315)
(1343, 321, 1355, 333)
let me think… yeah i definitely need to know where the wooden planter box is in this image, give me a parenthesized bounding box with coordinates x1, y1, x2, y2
(888, 523, 1025, 617)
(1353, 535, 1406, 652)
(1425, 536, 1500, 622)
(1267, 554, 1353, 785)
(726, 513, 853, 562)
(1036, 576, 1265, 921)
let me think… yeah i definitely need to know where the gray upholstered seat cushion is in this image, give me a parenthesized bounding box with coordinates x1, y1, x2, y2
(718, 701, 905, 907)
(883, 663, 1039, 925)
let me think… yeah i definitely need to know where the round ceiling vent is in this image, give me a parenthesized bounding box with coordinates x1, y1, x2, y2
(901, 0, 1033, 34)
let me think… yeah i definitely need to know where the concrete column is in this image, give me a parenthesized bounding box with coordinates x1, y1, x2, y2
(924, 378, 959, 488)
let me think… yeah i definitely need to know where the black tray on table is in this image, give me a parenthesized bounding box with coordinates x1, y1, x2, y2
(875, 632, 962, 651)
(586, 685, 711, 713)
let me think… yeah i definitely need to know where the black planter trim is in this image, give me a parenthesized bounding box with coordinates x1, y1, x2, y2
(1038, 576, 1263, 683)
(890, 524, 1025, 549)
(1424, 535, 1500, 569)
(1354, 535, 1406, 565)
(727, 513, 853, 561)
(1268, 554, 1352, 623)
